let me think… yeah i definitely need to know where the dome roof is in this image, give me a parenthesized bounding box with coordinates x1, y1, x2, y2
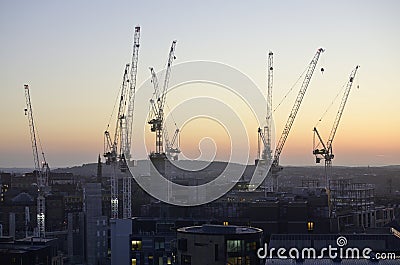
(11, 192, 34, 203)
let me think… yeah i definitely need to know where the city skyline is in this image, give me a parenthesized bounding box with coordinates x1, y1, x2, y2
(1, 1, 399, 168)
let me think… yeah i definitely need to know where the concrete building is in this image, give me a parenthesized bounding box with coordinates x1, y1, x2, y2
(329, 179, 396, 232)
(176, 224, 263, 265)
(266, 229, 400, 264)
(110, 219, 132, 265)
(83, 183, 108, 265)
(0, 236, 63, 265)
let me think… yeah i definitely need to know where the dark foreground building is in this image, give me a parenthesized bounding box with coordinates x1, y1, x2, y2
(177, 224, 263, 265)
(0, 236, 63, 265)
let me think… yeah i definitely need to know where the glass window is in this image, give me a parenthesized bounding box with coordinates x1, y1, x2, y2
(227, 240, 243, 253)
(131, 240, 142, 251)
(155, 238, 165, 250)
(228, 257, 243, 265)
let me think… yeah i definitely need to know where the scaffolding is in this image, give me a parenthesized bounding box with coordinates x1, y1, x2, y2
(329, 179, 374, 214)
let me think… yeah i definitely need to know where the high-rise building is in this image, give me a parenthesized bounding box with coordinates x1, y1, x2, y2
(83, 183, 108, 265)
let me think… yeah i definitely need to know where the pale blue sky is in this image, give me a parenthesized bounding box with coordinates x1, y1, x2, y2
(1, 1, 399, 167)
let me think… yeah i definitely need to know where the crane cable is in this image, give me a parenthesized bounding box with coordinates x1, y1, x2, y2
(314, 80, 347, 128)
(105, 81, 122, 132)
(266, 64, 308, 121)
(34, 121, 47, 165)
(165, 102, 178, 129)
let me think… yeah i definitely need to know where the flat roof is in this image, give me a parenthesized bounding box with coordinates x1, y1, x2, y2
(177, 224, 262, 235)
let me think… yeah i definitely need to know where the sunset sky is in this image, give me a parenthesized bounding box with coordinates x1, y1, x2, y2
(1, 1, 399, 168)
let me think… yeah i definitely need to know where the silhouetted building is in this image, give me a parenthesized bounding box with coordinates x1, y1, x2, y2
(0, 236, 63, 265)
(97, 154, 103, 183)
(177, 224, 263, 265)
(83, 183, 108, 265)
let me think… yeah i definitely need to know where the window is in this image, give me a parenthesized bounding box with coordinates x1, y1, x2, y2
(155, 238, 165, 250)
(131, 240, 142, 251)
(215, 244, 219, 261)
(307, 221, 314, 231)
(228, 257, 242, 265)
(178, 238, 187, 251)
(131, 258, 137, 265)
(181, 254, 191, 265)
(246, 241, 256, 251)
(227, 240, 243, 253)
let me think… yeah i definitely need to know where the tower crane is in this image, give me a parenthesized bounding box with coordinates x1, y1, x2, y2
(104, 64, 130, 219)
(122, 26, 140, 219)
(257, 51, 273, 192)
(148, 40, 177, 159)
(24, 84, 50, 238)
(313, 65, 359, 189)
(104, 26, 140, 219)
(266, 48, 324, 192)
(149, 65, 180, 161)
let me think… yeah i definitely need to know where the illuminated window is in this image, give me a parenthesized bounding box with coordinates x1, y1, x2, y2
(246, 241, 256, 251)
(223, 221, 229, 226)
(227, 240, 243, 253)
(131, 240, 142, 251)
(307, 221, 314, 231)
(181, 254, 191, 265)
(228, 257, 242, 265)
(131, 258, 137, 265)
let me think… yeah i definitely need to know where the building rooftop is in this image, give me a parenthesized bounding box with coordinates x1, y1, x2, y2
(177, 224, 262, 235)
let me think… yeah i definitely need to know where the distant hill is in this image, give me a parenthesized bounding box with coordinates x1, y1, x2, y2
(0, 168, 34, 174)
(3, 162, 399, 197)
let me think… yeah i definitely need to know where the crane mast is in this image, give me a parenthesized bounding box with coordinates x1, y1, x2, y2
(258, 51, 274, 162)
(24, 84, 48, 238)
(124, 26, 140, 163)
(256, 51, 273, 192)
(148, 41, 177, 157)
(122, 26, 140, 219)
(313, 65, 359, 189)
(269, 48, 324, 191)
(266, 51, 273, 159)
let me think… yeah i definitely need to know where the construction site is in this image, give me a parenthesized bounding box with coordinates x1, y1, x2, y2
(1, 25, 399, 265)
